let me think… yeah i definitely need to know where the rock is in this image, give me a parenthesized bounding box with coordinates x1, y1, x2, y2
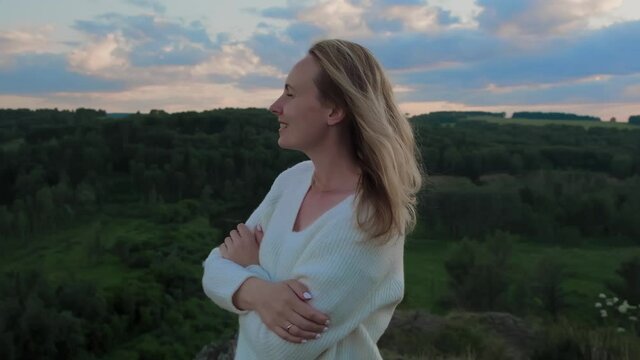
(379, 309, 537, 360)
(194, 333, 237, 360)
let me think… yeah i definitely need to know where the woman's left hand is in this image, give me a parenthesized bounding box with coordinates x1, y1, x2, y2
(219, 223, 264, 267)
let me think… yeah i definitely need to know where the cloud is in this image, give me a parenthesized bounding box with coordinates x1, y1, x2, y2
(246, 32, 308, 72)
(375, 0, 425, 5)
(73, 14, 216, 67)
(364, 30, 507, 70)
(285, 22, 325, 43)
(298, 0, 372, 37)
(0, 53, 123, 94)
(68, 33, 130, 74)
(2, 0, 638, 122)
(0, 27, 51, 55)
(0, 82, 282, 113)
(623, 84, 640, 99)
(383, 19, 640, 106)
(259, 6, 299, 19)
(381, 5, 460, 32)
(191, 43, 285, 80)
(0, 26, 71, 61)
(477, 0, 624, 38)
(125, 0, 166, 14)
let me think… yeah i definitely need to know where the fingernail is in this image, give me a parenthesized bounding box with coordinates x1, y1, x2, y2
(303, 291, 312, 299)
(325, 320, 330, 326)
(315, 333, 322, 339)
(302, 339, 307, 343)
(323, 327, 328, 332)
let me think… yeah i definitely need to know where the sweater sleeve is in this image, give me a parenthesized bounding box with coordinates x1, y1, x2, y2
(201, 171, 284, 314)
(240, 224, 404, 359)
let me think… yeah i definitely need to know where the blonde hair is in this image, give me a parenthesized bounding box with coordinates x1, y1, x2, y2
(308, 39, 425, 245)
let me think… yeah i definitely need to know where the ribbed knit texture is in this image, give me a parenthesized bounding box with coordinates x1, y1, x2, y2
(202, 160, 405, 360)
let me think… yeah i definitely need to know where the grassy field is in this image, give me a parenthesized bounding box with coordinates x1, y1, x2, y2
(3, 211, 639, 326)
(1, 137, 24, 151)
(467, 115, 640, 130)
(401, 235, 640, 323)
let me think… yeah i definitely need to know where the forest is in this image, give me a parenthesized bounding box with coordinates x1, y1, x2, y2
(1, 108, 639, 359)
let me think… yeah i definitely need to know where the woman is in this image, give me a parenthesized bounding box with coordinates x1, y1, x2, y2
(202, 39, 423, 359)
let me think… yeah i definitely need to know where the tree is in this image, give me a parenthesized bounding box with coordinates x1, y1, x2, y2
(531, 255, 567, 321)
(443, 232, 514, 311)
(606, 256, 640, 304)
(0, 205, 14, 237)
(76, 182, 97, 209)
(35, 186, 54, 230)
(610, 153, 634, 178)
(87, 220, 105, 263)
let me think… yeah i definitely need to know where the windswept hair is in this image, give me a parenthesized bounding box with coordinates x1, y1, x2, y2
(308, 39, 425, 245)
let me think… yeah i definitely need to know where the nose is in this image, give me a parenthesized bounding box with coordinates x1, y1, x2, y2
(269, 97, 283, 115)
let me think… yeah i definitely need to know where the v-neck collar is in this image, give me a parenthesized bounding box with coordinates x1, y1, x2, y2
(289, 163, 355, 234)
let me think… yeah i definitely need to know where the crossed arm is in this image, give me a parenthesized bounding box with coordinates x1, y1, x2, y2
(202, 217, 401, 359)
(239, 230, 402, 359)
(201, 170, 402, 358)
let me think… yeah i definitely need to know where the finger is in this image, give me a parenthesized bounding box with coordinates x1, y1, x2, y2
(230, 229, 240, 241)
(284, 279, 313, 301)
(237, 223, 252, 238)
(255, 225, 264, 245)
(219, 244, 227, 257)
(284, 280, 330, 327)
(293, 301, 331, 328)
(224, 237, 233, 249)
(289, 312, 327, 337)
(272, 325, 306, 344)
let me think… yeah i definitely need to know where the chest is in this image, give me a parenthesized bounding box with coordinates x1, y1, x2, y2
(292, 190, 353, 232)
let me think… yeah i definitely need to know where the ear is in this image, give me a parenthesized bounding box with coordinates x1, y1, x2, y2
(326, 106, 346, 126)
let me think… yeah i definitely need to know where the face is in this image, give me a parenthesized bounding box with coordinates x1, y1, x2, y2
(269, 55, 338, 152)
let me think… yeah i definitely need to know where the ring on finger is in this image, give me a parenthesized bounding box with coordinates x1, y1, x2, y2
(285, 322, 293, 333)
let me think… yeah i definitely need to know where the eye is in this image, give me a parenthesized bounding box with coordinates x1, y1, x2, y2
(285, 93, 294, 98)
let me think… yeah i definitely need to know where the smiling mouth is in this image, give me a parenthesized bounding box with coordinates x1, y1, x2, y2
(279, 123, 288, 129)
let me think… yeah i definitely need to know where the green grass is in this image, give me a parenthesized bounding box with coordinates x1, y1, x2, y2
(1, 137, 24, 151)
(402, 237, 640, 321)
(402, 239, 450, 310)
(3, 210, 639, 326)
(0, 215, 173, 289)
(467, 116, 640, 130)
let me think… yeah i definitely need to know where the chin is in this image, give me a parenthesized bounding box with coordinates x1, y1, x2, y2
(277, 137, 302, 152)
(277, 136, 292, 150)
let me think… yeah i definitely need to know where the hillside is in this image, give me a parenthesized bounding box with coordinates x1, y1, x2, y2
(1, 108, 639, 359)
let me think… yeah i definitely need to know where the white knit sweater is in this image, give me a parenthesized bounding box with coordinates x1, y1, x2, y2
(202, 160, 405, 360)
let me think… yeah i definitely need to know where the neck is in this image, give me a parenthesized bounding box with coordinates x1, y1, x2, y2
(311, 171, 360, 193)
(304, 120, 361, 193)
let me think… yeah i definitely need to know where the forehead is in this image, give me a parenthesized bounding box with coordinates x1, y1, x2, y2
(286, 55, 321, 88)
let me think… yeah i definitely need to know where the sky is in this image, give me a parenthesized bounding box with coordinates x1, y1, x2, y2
(1, 0, 639, 121)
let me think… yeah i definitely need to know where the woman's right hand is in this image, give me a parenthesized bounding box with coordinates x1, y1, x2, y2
(239, 278, 331, 343)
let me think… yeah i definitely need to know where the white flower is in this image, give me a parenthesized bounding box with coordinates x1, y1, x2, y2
(599, 293, 607, 299)
(618, 300, 632, 314)
(616, 327, 625, 333)
(595, 302, 602, 308)
(606, 299, 614, 306)
(629, 316, 638, 321)
(600, 309, 608, 318)
(613, 297, 619, 303)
